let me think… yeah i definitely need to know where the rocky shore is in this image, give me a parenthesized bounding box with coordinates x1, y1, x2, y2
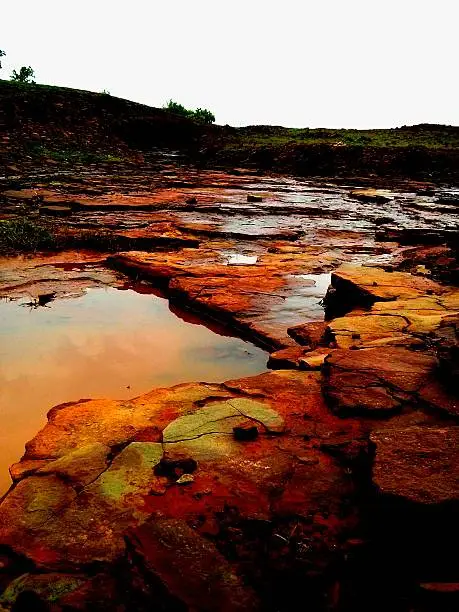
(0, 103, 458, 610)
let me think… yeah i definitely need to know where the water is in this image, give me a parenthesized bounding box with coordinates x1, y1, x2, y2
(0, 287, 267, 493)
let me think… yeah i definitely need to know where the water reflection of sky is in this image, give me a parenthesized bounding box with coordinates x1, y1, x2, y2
(0, 287, 267, 493)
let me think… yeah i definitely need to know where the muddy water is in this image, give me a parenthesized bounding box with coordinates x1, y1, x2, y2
(0, 287, 267, 493)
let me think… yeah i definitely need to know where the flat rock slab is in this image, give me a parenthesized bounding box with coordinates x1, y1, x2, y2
(127, 518, 260, 611)
(109, 248, 340, 349)
(39, 205, 72, 216)
(331, 264, 446, 303)
(323, 347, 437, 415)
(0, 370, 360, 583)
(371, 426, 459, 504)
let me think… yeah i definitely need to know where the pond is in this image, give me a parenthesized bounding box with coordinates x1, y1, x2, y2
(0, 287, 268, 494)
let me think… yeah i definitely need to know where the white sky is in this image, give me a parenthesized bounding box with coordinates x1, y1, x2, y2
(1, 0, 458, 128)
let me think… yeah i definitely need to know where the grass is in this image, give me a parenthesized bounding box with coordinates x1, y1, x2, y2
(221, 124, 459, 151)
(26, 144, 124, 164)
(0, 218, 56, 253)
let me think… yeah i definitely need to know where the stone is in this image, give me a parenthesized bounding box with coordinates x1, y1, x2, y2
(175, 473, 195, 485)
(349, 188, 392, 203)
(287, 320, 328, 347)
(39, 205, 72, 216)
(323, 347, 437, 415)
(36, 443, 110, 487)
(330, 264, 446, 304)
(233, 424, 259, 441)
(371, 426, 459, 504)
(267, 345, 306, 369)
(162, 397, 285, 442)
(127, 518, 260, 611)
(0, 573, 87, 609)
(298, 348, 331, 370)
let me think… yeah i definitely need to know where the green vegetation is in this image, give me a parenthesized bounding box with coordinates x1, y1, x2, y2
(10, 66, 35, 84)
(26, 144, 123, 164)
(0, 49, 5, 70)
(164, 99, 215, 124)
(0, 218, 55, 253)
(220, 124, 459, 151)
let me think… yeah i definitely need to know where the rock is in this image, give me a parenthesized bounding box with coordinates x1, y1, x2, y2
(349, 188, 392, 203)
(0, 573, 87, 610)
(371, 426, 459, 504)
(376, 226, 458, 247)
(175, 473, 195, 485)
(155, 455, 198, 479)
(417, 582, 459, 611)
(267, 345, 306, 369)
(126, 518, 260, 611)
(109, 248, 343, 349)
(298, 348, 331, 370)
(185, 196, 197, 204)
(233, 424, 259, 441)
(328, 313, 408, 349)
(287, 321, 328, 347)
(323, 347, 437, 415)
(9, 459, 50, 483)
(39, 205, 72, 217)
(330, 264, 446, 304)
(0, 367, 364, 606)
(36, 443, 110, 487)
(162, 397, 285, 441)
(247, 194, 263, 202)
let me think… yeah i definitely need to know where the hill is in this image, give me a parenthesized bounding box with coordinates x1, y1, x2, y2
(1, 80, 458, 180)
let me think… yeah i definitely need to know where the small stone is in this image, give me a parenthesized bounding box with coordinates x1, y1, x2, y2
(176, 473, 194, 485)
(297, 456, 319, 465)
(233, 424, 259, 441)
(185, 197, 197, 205)
(247, 194, 262, 202)
(155, 456, 198, 478)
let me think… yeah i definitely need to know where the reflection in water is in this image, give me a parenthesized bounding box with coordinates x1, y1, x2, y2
(0, 288, 267, 493)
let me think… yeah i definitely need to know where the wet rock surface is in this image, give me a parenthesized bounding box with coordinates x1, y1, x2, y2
(0, 154, 458, 610)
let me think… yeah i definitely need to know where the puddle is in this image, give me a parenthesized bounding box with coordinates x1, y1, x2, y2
(281, 274, 331, 323)
(226, 254, 258, 266)
(0, 287, 267, 494)
(267, 273, 331, 327)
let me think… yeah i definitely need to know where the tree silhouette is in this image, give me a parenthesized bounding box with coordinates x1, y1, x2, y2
(11, 66, 35, 83)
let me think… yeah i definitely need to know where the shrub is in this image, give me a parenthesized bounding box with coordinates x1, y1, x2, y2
(10, 66, 35, 84)
(193, 107, 215, 124)
(0, 218, 54, 252)
(163, 100, 215, 124)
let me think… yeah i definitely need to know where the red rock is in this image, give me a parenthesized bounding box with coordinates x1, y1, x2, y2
(371, 426, 459, 504)
(127, 518, 260, 611)
(267, 346, 307, 368)
(287, 320, 328, 347)
(323, 347, 437, 415)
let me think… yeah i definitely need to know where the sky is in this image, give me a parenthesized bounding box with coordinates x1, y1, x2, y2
(1, 0, 458, 128)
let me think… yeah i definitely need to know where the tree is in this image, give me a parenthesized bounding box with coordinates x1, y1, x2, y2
(163, 100, 215, 124)
(193, 108, 215, 125)
(0, 49, 5, 70)
(11, 66, 35, 84)
(164, 100, 192, 118)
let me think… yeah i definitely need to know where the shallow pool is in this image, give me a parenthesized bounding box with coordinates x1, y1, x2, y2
(0, 287, 267, 493)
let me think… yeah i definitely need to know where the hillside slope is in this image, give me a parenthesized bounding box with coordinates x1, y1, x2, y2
(1, 80, 458, 180)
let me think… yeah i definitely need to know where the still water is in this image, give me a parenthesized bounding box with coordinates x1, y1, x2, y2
(0, 287, 267, 493)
